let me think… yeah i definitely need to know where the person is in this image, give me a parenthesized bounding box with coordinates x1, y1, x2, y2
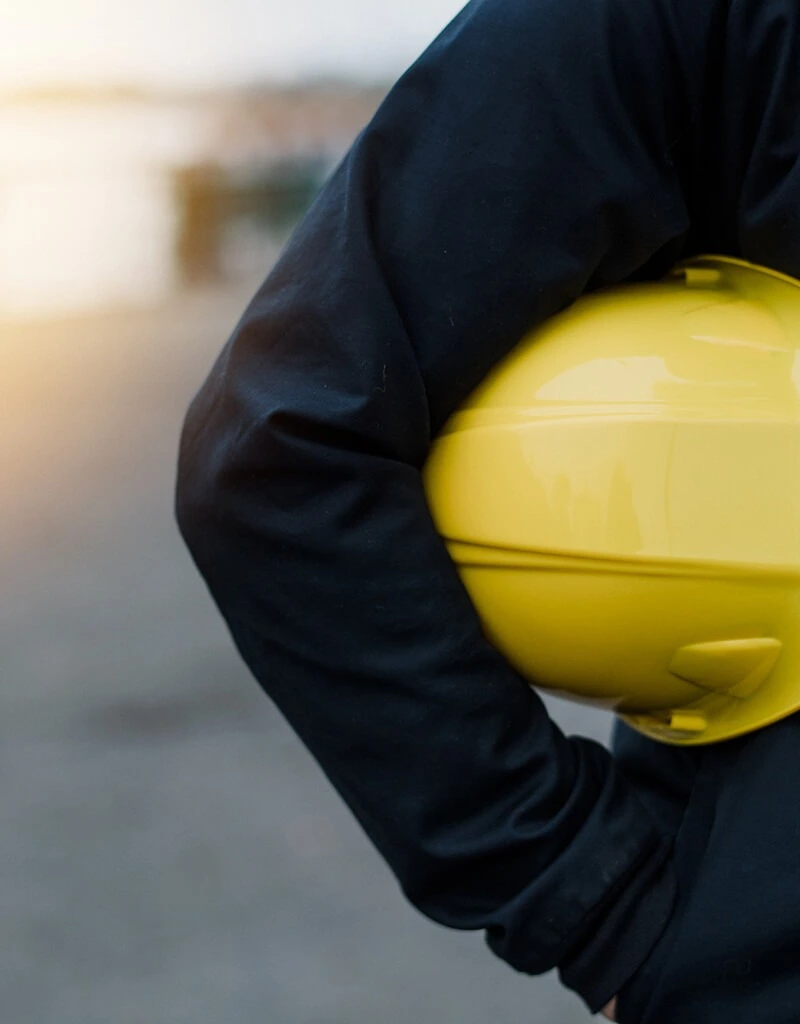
(175, 1, 800, 1020)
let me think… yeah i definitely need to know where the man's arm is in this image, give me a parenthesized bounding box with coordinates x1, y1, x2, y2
(176, 0, 719, 1011)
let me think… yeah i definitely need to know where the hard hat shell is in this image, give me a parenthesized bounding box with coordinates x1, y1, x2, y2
(424, 257, 800, 745)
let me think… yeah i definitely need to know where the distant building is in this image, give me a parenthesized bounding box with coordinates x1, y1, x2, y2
(0, 85, 385, 319)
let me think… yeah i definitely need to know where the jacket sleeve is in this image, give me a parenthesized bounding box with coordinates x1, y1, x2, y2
(176, 0, 716, 1010)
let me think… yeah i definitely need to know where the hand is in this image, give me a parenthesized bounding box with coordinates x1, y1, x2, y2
(601, 996, 618, 1021)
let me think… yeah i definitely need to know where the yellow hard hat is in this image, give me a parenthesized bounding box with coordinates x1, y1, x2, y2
(424, 256, 800, 746)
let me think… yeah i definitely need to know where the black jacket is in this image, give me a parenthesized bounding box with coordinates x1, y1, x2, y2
(176, 0, 800, 1017)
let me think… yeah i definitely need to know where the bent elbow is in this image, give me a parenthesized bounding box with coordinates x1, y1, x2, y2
(174, 392, 241, 570)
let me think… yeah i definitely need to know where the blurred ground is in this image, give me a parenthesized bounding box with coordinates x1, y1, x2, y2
(0, 281, 613, 1024)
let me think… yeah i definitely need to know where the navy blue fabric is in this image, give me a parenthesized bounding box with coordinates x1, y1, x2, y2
(613, 717, 800, 1023)
(176, 0, 800, 1014)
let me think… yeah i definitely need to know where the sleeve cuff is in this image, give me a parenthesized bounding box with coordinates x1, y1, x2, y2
(558, 838, 677, 1014)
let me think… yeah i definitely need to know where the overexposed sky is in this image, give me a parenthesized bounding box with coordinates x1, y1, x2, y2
(1, 0, 467, 91)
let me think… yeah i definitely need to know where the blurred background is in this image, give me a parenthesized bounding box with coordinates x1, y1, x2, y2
(1, 3, 612, 1021)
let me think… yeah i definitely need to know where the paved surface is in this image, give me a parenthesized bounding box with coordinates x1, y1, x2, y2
(1, 284, 613, 1023)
